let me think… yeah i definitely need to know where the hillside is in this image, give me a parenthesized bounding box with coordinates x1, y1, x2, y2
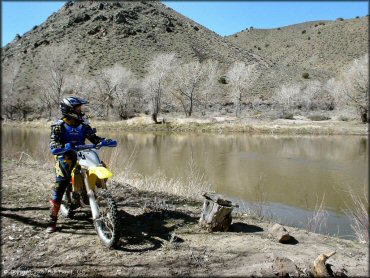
(227, 17, 368, 80)
(1, 2, 368, 121)
(2, 0, 268, 88)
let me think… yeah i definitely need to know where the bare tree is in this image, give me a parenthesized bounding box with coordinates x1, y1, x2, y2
(199, 59, 221, 116)
(143, 53, 177, 123)
(226, 62, 260, 117)
(341, 55, 369, 123)
(64, 60, 91, 95)
(93, 64, 138, 120)
(94, 65, 121, 118)
(273, 83, 301, 118)
(110, 65, 138, 120)
(170, 61, 203, 117)
(36, 44, 74, 117)
(2, 61, 20, 119)
(301, 80, 322, 110)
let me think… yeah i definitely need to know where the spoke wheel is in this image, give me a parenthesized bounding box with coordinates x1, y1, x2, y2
(94, 189, 119, 248)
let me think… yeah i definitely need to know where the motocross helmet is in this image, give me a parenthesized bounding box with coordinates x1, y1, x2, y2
(60, 96, 89, 120)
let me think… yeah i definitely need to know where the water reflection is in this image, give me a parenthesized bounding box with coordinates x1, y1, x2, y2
(2, 127, 368, 238)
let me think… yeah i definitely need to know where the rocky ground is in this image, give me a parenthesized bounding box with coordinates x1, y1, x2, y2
(1, 158, 368, 277)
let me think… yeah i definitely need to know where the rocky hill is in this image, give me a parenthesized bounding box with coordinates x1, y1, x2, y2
(2, 1, 368, 119)
(226, 17, 368, 89)
(2, 0, 268, 88)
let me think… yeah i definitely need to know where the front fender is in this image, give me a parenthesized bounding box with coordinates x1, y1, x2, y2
(88, 166, 113, 179)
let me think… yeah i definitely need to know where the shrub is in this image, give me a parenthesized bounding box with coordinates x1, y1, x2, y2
(356, 16, 360, 19)
(302, 72, 310, 79)
(314, 24, 318, 27)
(337, 17, 344, 21)
(318, 31, 321, 34)
(283, 113, 294, 120)
(218, 76, 228, 84)
(302, 30, 306, 34)
(307, 37, 311, 40)
(308, 114, 331, 121)
(339, 115, 350, 121)
(257, 47, 261, 50)
(277, 27, 281, 30)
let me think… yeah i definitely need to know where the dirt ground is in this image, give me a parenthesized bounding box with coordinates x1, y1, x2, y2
(1, 158, 368, 277)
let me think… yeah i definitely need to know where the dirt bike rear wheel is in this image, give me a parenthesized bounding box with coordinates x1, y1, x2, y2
(94, 189, 119, 248)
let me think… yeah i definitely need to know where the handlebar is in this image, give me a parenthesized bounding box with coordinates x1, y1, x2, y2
(51, 139, 117, 156)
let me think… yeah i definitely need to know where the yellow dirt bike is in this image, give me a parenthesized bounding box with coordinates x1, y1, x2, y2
(52, 140, 119, 248)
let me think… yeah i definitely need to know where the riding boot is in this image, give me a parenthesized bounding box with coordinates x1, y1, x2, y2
(47, 200, 61, 233)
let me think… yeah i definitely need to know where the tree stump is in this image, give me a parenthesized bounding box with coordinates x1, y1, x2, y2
(199, 192, 237, 232)
(269, 223, 292, 243)
(313, 251, 336, 277)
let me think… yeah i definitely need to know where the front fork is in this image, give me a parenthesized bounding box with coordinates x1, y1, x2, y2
(81, 169, 100, 220)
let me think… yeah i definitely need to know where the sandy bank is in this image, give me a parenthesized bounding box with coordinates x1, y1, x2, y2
(1, 158, 368, 277)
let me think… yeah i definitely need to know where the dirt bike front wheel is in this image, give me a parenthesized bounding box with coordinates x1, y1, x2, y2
(94, 189, 119, 248)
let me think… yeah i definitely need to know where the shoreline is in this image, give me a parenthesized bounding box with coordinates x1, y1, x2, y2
(1, 116, 368, 135)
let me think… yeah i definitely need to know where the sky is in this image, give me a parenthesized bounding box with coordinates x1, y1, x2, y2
(2, 1, 368, 46)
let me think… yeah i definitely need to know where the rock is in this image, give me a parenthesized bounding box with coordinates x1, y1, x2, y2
(70, 13, 91, 25)
(93, 15, 108, 22)
(269, 223, 292, 243)
(272, 256, 300, 277)
(115, 10, 138, 24)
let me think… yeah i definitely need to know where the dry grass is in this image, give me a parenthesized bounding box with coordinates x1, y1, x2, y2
(343, 186, 369, 243)
(234, 175, 274, 220)
(116, 169, 211, 200)
(113, 155, 212, 200)
(306, 194, 328, 233)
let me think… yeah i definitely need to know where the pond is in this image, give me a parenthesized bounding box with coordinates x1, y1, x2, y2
(2, 126, 368, 239)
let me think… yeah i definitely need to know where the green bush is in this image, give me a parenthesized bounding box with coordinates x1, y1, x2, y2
(337, 17, 344, 21)
(277, 27, 281, 30)
(302, 72, 310, 79)
(302, 30, 306, 34)
(307, 37, 311, 40)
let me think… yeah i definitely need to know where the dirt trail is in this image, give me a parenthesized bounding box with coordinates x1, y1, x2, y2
(1, 159, 368, 277)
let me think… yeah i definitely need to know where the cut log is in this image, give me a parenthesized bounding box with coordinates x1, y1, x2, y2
(313, 251, 336, 277)
(199, 192, 237, 232)
(269, 223, 292, 243)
